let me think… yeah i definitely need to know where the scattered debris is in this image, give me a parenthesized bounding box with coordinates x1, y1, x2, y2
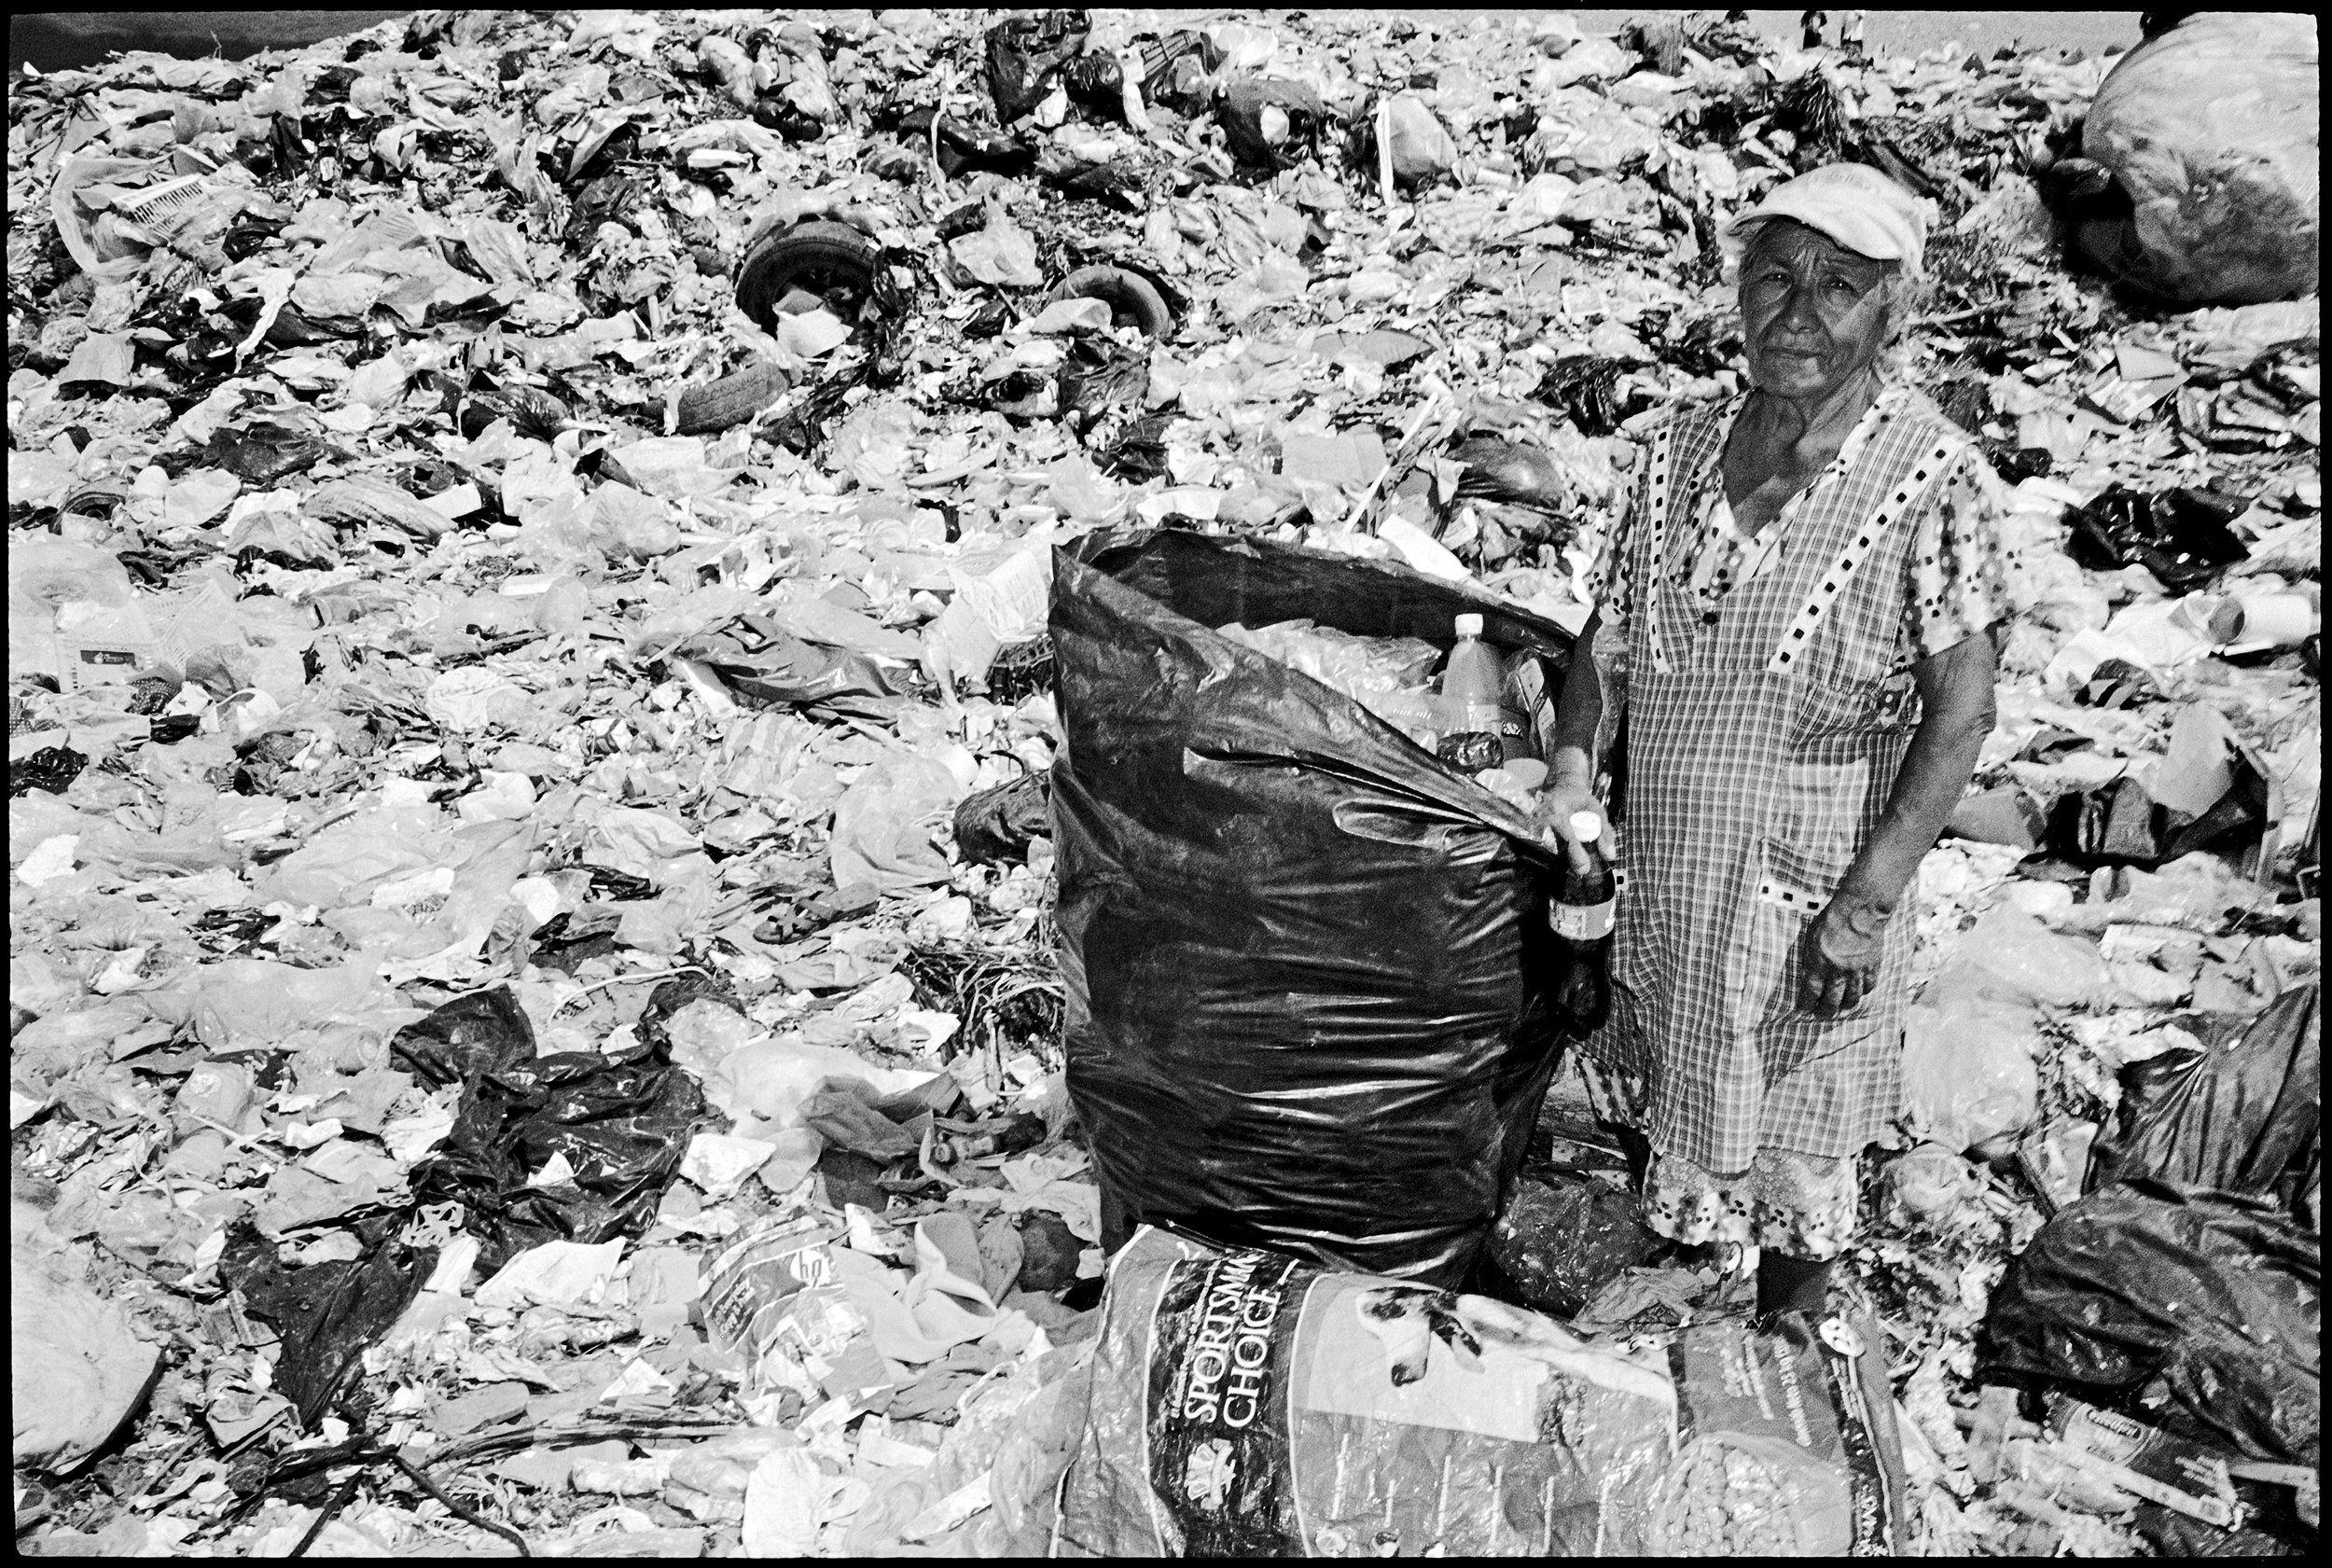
(6, 6, 2318, 1558)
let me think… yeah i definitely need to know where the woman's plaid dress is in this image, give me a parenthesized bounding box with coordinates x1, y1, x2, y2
(1581, 384, 2011, 1186)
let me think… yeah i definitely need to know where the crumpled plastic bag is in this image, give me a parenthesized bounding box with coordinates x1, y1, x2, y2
(1984, 1178, 2320, 1464)
(950, 211, 1045, 287)
(216, 1213, 435, 1429)
(2086, 984, 2320, 1222)
(13, 1201, 161, 1472)
(394, 985, 708, 1270)
(829, 754, 967, 893)
(1902, 989, 2043, 1157)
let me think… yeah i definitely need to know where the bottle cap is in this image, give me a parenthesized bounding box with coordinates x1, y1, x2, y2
(1453, 613, 1484, 637)
(1569, 809, 1603, 844)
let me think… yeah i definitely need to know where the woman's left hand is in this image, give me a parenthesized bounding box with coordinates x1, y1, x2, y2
(1803, 889, 1893, 1013)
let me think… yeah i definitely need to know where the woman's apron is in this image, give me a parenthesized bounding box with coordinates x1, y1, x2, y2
(1589, 393, 1969, 1171)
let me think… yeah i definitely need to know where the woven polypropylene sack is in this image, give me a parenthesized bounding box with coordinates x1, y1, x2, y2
(1048, 530, 1575, 1284)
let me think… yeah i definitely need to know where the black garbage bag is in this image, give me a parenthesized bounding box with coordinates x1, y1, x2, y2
(2047, 773, 2169, 867)
(1049, 529, 1575, 1284)
(10, 744, 86, 798)
(394, 986, 707, 1271)
(1984, 1178, 2320, 1464)
(1484, 1168, 1662, 1317)
(1057, 333, 1149, 431)
(217, 1214, 434, 1429)
(2087, 985, 2320, 1225)
(985, 8, 1090, 123)
(1531, 354, 1642, 437)
(954, 770, 1051, 866)
(1217, 76, 1330, 171)
(200, 422, 338, 485)
(2061, 484, 2250, 592)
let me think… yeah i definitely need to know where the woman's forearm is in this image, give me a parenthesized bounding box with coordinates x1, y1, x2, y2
(1548, 608, 1606, 784)
(1839, 632, 1999, 909)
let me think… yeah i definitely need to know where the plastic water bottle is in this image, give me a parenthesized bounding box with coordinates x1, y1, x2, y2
(1435, 613, 1507, 772)
(1550, 809, 1616, 1034)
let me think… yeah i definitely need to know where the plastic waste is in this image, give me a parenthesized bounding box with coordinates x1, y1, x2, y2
(1886, 1142, 1987, 1226)
(1485, 1167, 1659, 1316)
(1216, 77, 1330, 172)
(1051, 529, 1575, 1282)
(1435, 611, 1512, 770)
(2059, 12, 2319, 303)
(1930, 905, 2126, 1009)
(1984, 1178, 2320, 1465)
(394, 985, 707, 1270)
(1054, 1224, 1679, 1556)
(2061, 484, 2251, 593)
(984, 9, 1091, 124)
(2085, 984, 2319, 1222)
(215, 1214, 434, 1428)
(1378, 93, 1462, 188)
(12, 1201, 161, 1472)
(1902, 989, 2043, 1157)
(1548, 812, 1617, 1034)
(953, 771, 1051, 866)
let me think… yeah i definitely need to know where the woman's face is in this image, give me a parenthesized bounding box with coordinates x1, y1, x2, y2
(1737, 219, 1896, 401)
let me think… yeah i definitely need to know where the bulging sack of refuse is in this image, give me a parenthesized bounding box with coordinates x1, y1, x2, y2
(1053, 1225, 1679, 1556)
(1049, 530, 1576, 1284)
(2066, 12, 2319, 303)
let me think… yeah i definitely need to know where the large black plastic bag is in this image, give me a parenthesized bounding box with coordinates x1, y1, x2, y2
(395, 984, 707, 1271)
(1983, 1178, 2320, 1464)
(217, 1214, 434, 1428)
(2086, 983, 2319, 1225)
(1048, 530, 1575, 1284)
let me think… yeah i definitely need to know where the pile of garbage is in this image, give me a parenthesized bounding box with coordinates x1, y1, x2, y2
(7, 7, 2319, 1557)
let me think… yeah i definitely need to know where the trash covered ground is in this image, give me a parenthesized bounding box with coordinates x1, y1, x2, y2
(7, 7, 2320, 1557)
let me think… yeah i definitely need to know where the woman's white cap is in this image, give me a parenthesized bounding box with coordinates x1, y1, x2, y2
(1722, 161, 1933, 276)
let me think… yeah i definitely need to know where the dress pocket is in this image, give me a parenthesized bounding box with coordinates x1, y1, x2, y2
(1761, 758, 1869, 907)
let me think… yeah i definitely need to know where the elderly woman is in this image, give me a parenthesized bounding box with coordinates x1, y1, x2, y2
(1538, 164, 2016, 1322)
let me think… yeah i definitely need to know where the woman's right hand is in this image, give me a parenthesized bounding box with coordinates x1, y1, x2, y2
(1534, 748, 1612, 865)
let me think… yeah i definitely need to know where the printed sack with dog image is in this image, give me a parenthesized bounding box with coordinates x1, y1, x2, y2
(1053, 1225, 1678, 1556)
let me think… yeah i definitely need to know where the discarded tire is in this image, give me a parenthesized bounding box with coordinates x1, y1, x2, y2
(1047, 264, 1173, 339)
(735, 219, 881, 333)
(674, 360, 794, 436)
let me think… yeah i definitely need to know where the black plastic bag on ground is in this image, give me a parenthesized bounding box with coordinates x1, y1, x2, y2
(394, 986, 707, 1271)
(1984, 1178, 2321, 1464)
(1485, 1168, 1661, 1318)
(2087, 984, 2320, 1225)
(1049, 530, 1575, 1284)
(954, 770, 1051, 866)
(985, 9, 1090, 123)
(217, 1214, 434, 1428)
(2061, 484, 2250, 592)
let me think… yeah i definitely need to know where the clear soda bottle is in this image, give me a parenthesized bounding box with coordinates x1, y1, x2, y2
(1550, 809, 1616, 1034)
(1435, 613, 1506, 772)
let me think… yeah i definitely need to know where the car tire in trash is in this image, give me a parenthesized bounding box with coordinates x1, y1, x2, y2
(675, 360, 794, 436)
(1047, 264, 1174, 339)
(735, 220, 881, 333)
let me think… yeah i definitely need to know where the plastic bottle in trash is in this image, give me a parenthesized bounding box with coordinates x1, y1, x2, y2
(1436, 613, 1506, 772)
(1550, 810, 1616, 1034)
